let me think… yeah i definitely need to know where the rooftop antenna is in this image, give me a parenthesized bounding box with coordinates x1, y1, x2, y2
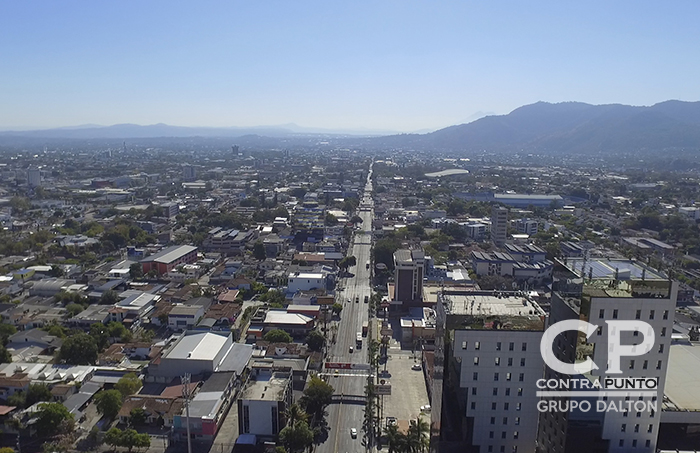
(181, 373, 193, 453)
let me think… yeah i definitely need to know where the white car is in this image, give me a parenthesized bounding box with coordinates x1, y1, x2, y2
(350, 428, 357, 438)
(420, 405, 431, 412)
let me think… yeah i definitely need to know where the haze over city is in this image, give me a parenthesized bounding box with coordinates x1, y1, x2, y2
(2, 1, 700, 132)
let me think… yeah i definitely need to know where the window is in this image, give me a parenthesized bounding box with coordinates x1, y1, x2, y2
(488, 447, 493, 453)
(489, 431, 494, 439)
(597, 326, 603, 336)
(613, 309, 618, 319)
(634, 424, 639, 433)
(490, 417, 495, 425)
(515, 417, 520, 425)
(497, 342, 502, 351)
(243, 405, 250, 433)
(518, 388, 523, 396)
(659, 344, 664, 353)
(472, 388, 477, 395)
(471, 402, 476, 410)
(492, 402, 497, 410)
(599, 309, 605, 319)
(474, 357, 480, 366)
(514, 431, 519, 439)
(473, 372, 479, 380)
(643, 360, 648, 370)
(645, 440, 651, 448)
(508, 358, 513, 366)
(647, 424, 653, 433)
(500, 447, 505, 453)
(520, 358, 526, 367)
(621, 424, 626, 432)
(506, 372, 512, 381)
(632, 440, 637, 448)
(271, 406, 279, 434)
(633, 330, 639, 337)
(493, 388, 498, 396)
(495, 357, 500, 366)
(504, 402, 509, 410)
(461, 341, 467, 349)
(505, 388, 511, 396)
(503, 417, 508, 425)
(516, 403, 521, 411)
(619, 440, 624, 447)
(663, 310, 669, 320)
(656, 360, 662, 370)
(661, 327, 666, 337)
(509, 342, 514, 351)
(629, 360, 635, 370)
(623, 411, 628, 418)
(501, 432, 506, 439)
(494, 373, 499, 381)
(649, 310, 655, 320)
(522, 342, 527, 352)
(475, 341, 481, 350)
(519, 373, 524, 382)
(635, 309, 641, 320)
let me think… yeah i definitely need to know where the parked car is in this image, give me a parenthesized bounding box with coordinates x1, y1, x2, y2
(412, 364, 422, 371)
(420, 405, 431, 412)
(350, 428, 357, 439)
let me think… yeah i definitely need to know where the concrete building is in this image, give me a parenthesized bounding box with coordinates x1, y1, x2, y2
(436, 289, 547, 453)
(393, 249, 425, 309)
(183, 165, 197, 181)
(141, 245, 198, 275)
(515, 218, 539, 236)
(491, 206, 508, 247)
(169, 305, 206, 331)
(27, 168, 41, 187)
(537, 258, 676, 453)
(287, 272, 326, 294)
(147, 331, 234, 379)
(237, 362, 293, 439)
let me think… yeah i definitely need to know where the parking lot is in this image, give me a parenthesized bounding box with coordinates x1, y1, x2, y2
(379, 349, 431, 432)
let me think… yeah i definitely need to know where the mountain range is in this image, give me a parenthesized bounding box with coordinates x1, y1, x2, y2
(3, 100, 700, 155)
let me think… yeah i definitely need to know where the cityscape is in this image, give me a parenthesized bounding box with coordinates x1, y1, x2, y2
(3, 2, 700, 453)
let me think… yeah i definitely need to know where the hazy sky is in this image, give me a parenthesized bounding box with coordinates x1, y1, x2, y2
(2, 1, 699, 132)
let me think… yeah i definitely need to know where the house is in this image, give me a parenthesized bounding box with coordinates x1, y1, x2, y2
(118, 395, 185, 427)
(168, 305, 205, 331)
(6, 329, 63, 358)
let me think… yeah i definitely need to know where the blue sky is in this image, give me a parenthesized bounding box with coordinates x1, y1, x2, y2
(1, 1, 699, 132)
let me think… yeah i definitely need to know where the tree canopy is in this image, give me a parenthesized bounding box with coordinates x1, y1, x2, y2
(59, 333, 98, 365)
(299, 376, 334, 417)
(305, 330, 325, 352)
(35, 403, 74, 435)
(95, 390, 123, 419)
(115, 373, 142, 398)
(263, 329, 292, 343)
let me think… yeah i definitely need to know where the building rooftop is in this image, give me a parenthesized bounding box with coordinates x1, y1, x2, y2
(441, 290, 545, 331)
(163, 332, 230, 361)
(240, 373, 289, 401)
(664, 341, 700, 412)
(143, 245, 197, 264)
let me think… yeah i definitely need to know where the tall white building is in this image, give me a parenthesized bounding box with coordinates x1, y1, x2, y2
(27, 168, 41, 187)
(538, 258, 676, 453)
(491, 206, 508, 247)
(440, 290, 547, 453)
(183, 164, 196, 181)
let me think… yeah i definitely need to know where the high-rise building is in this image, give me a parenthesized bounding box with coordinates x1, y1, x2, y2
(183, 164, 196, 181)
(537, 258, 675, 453)
(435, 289, 547, 453)
(27, 168, 41, 187)
(491, 206, 508, 247)
(392, 249, 425, 308)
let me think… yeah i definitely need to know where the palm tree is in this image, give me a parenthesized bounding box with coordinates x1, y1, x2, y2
(284, 403, 308, 427)
(406, 416, 430, 453)
(385, 424, 405, 453)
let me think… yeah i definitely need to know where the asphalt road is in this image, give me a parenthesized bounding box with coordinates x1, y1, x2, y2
(318, 164, 375, 453)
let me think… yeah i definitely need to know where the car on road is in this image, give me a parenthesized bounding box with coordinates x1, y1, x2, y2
(349, 346, 354, 353)
(350, 428, 357, 438)
(355, 296, 359, 303)
(411, 364, 422, 371)
(334, 370, 339, 377)
(421, 405, 431, 412)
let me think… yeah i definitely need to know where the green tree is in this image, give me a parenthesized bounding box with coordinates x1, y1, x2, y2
(90, 323, 109, 350)
(305, 330, 325, 352)
(253, 241, 267, 261)
(0, 345, 11, 364)
(59, 333, 98, 365)
(324, 213, 338, 226)
(100, 290, 119, 305)
(0, 323, 17, 342)
(331, 303, 343, 316)
(263, 329, 292, 343)
(7, 391, 25, 407)
(279, 420, 314, 453)
(129, 263, 144, 280)
(115, 373, 142, 398)
(299, 376, 334, 417)
(25, 384, 52, 407)
(407, 417, 430, 453)
(129, 408, 147, 426)
(35, 402, 74, 435)
(350, 215, 363, 224)
(105, 427, 123, 448)
(65, 303, 84, 318)
(385, 424, 406, 453)
(95, 389, 123, 419)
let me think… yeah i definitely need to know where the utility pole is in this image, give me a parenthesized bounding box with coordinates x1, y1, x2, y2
(181, 373, 193, 453)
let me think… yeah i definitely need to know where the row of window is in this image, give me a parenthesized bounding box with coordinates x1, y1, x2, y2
(489, 430, 519, 439)
(471, 372, 526, 382)
(600, 308, 669, 320)
(469, 387, 524, 397)
(620, 423, 654, 433)
(627, 359, 663, 370)
(461, 341, 528, 351)
(473, 357, 528, 366)
(486, 446, 517, 453)
(618, 439, 651, 448)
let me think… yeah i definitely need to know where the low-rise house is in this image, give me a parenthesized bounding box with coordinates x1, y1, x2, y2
(6, 329, 62, 359)
(118, 395, 184, 427)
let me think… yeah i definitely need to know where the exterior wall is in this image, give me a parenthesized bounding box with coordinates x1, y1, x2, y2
(491, 207, 508, 247)
(452, 329, 545, 453)
(239, 399, 280, 436)
(287, 276, 325, 293)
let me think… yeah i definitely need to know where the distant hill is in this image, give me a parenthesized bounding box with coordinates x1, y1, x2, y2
(366, 100, 700, 154)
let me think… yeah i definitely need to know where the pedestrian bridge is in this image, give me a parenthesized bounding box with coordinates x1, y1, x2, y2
(331, 394, 368, 405)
